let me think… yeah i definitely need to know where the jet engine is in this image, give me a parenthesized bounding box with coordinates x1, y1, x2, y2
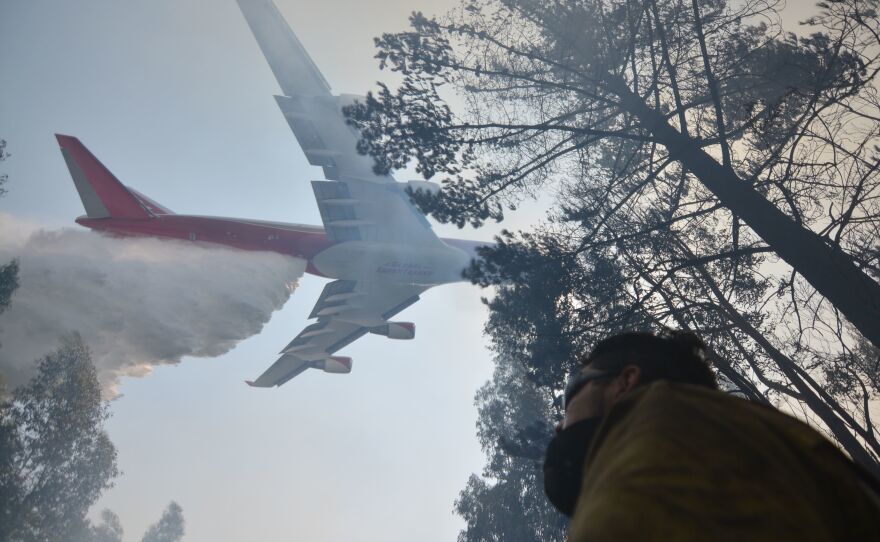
(406, 180, 441, 196)
(315, 356, 353, 374)
(370, 322, 416, 340)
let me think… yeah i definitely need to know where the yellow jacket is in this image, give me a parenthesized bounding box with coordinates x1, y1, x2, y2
(568, 381, 880, 541)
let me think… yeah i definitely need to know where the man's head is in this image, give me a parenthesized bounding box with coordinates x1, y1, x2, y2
(545, 330, 718, 516)
(563, 330, 717, 427)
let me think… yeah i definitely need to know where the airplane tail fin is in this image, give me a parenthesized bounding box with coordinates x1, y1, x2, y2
(56, 134, 172, 219)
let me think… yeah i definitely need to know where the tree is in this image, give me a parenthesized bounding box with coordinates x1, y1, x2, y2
(456, 359, 568, 542)
(84, 510, 124, 542)
(453, 234, 617, 539)
(0, 153, 176, 541)
(0, 138, 17, 321)
(0, 139, 8, 197)
(0, 335, 119, 541)
(349, 0, 880, 348)
(0, 259, 19, 316)
(141, 501, 185, 542)
(66, 502, 187, 542)
(0, 137, 19, 354)
(346, 0, 880, 537)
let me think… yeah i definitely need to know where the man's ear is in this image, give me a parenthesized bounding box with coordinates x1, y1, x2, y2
(619, 364, 641, 393)
(605, 365, 642, 407)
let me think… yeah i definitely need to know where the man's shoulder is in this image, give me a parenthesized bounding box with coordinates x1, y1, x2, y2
(635, 379, 753, 406)
(612, 381, 822, 443)
(589, 381, 838, 469)
(575, 381, 880, 541)
(628, 381, 786, 422)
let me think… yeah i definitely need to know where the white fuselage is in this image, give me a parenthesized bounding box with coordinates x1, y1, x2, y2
(311, 239, 477, 286)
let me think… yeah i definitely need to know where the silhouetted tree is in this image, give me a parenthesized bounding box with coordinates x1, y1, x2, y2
(0, 138, 17, 322)
(141, 501, 185, 542)
(455, 359, 568, 542)
(0, 259, 19, 316)
(348, 0, 880, 537)
(69, 503, 187, 542)
(0, 335, 119, 541)
(349, 0, 880, 347)
(83, 510, 124, 542)
(0, 139, 8, 197)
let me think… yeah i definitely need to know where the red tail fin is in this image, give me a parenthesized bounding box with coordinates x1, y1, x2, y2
(56, 134, 155, 219)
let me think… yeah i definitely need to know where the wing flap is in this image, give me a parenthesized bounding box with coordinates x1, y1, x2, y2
(308, 280, 357, 318)
(274, 94, 385, 182)
(237, 0, 449, 389)
(311, 180, 440, 246)
(274, 95, 339, 180)
(237, 0, 445, 244)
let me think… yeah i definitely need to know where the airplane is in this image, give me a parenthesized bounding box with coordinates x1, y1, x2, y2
(55, 0, 489, 388)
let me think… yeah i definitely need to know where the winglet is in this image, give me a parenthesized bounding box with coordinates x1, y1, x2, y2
(245, 380, 257, 387)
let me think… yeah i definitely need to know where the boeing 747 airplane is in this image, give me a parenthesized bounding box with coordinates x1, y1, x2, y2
(57, 0, 488, 388)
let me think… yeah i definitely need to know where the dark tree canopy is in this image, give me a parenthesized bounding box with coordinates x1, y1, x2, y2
(0, 335, 119, 542)
(455, 350, 569, 541)
(348, 0, 880, 538)
(348, 0, 880, 346)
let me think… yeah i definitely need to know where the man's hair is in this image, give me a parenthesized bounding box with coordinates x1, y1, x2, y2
(585, 330, 718, 389)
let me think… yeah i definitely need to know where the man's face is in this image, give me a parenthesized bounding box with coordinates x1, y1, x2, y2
(562, 360, 641, 429)
(544, 356, 643, 517)
(562, 364, 613, 428)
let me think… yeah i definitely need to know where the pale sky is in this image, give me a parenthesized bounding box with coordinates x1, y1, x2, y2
(0, 1, 501, 540)
(0, 1, 822, 540)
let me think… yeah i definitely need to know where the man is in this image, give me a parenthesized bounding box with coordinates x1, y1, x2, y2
(543, 331, 880, 541)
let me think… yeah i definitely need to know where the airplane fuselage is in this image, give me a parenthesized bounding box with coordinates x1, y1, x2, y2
(77, 214, 484, 285)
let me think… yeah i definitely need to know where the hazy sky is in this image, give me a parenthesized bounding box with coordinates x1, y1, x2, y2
(1, 1, 500, 540)
(0, 1, 822, 540)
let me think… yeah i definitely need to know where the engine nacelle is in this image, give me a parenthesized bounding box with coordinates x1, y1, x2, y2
(370, 322, 416, 340)
(315, 356, 353, 374)
(406, 180, 441, 197)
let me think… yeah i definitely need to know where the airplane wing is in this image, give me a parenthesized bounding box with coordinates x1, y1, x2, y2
(247, 280, 427, 387)
(236, 0, 454, 386)
(238, 0, 392, 180)
(235, 0, 330, 98)
(236, 0, 444, 247)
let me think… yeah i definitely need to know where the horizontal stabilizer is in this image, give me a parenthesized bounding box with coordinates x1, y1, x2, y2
(128, 187, 174, 215)
(56, 134, 153, 219)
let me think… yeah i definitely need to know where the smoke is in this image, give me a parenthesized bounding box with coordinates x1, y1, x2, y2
(0, 214, 306, 396)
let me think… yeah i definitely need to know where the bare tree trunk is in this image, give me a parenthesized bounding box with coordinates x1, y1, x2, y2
(610, 79, 880, 350)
